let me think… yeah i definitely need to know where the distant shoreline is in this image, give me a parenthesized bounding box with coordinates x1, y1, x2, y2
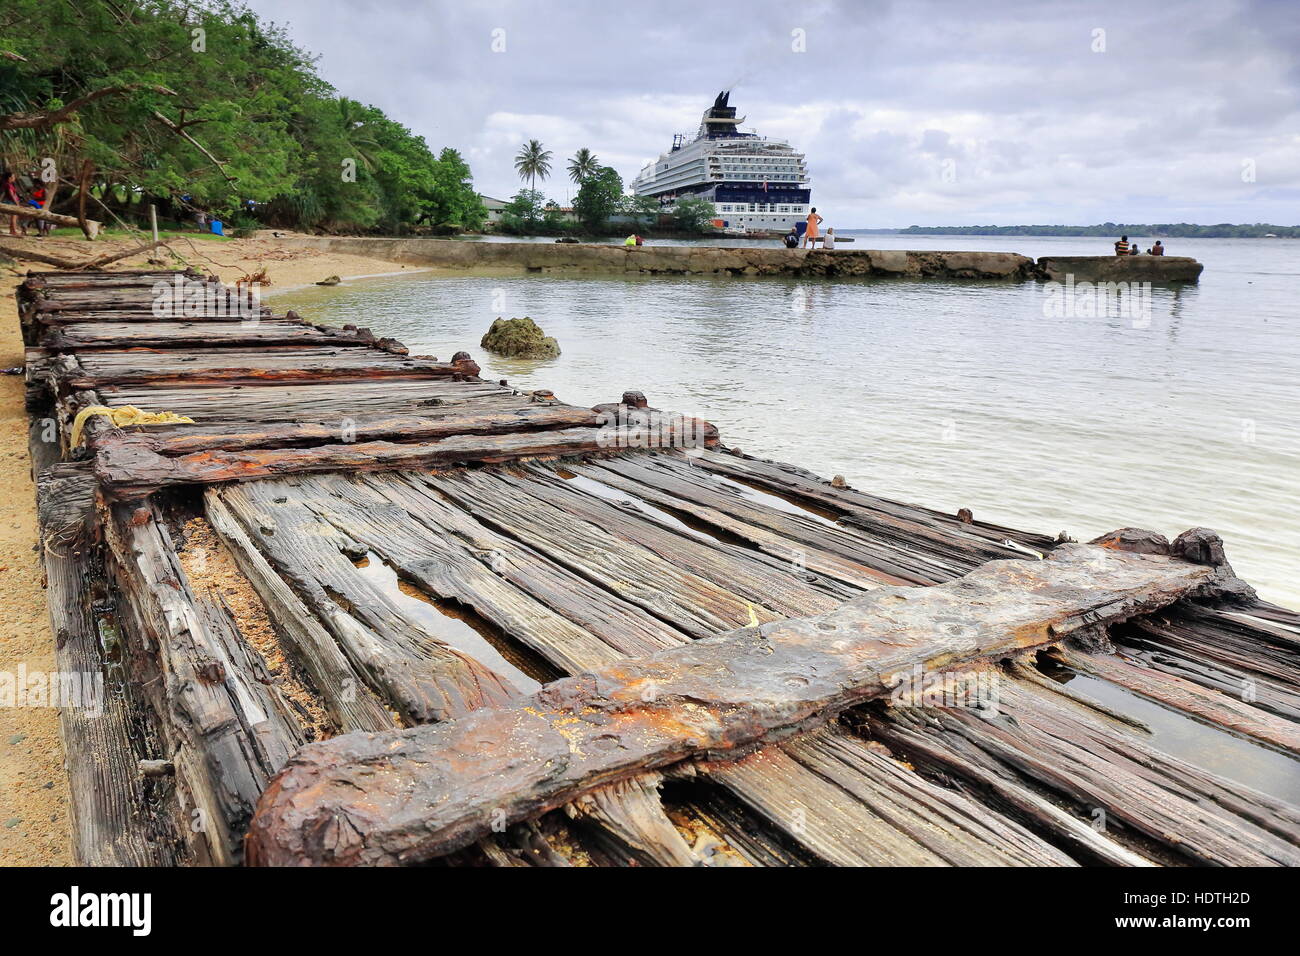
(842, 225, 1298, 239)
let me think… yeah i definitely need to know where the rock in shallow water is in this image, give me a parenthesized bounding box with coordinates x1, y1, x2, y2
(480, 316, 561, 358)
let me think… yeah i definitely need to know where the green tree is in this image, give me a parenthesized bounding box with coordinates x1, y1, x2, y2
(426, 148, 486, 230)
(625, 194, 661, 228)
(567, 147, 600, 185)
(0, 0, 490, 235)
(673, 196, 718, 232)
(514, 139, 552, 191)
(572, 166, 624, 232)
(499, 188, 545, 234)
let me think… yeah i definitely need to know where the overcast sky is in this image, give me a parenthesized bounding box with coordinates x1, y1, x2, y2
(244, 0, 1299, 227)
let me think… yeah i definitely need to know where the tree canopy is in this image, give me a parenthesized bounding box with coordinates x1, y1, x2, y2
(572, 166, 624, 231)
(0, 0, 485, 233)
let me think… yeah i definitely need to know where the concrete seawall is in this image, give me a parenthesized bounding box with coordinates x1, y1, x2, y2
(287, 237, 1035, 280)
(284, 236, 1202, 283)
(1036, 255, 1203, 283)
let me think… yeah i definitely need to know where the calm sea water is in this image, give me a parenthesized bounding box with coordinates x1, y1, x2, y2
(272, 235, 1300, 607)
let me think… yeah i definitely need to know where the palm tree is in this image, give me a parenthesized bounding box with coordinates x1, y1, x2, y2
(338, 98, 381, 172)
(514, 139, 552, 192)
(567, 147, 600, 185)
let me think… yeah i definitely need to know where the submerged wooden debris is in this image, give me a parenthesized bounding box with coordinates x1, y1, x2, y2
(17, 269, 1300, 868)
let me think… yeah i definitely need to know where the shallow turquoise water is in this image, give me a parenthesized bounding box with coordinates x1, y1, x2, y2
(272, 235, 1300, 607)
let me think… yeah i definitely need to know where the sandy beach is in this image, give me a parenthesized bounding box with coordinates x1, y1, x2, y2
(0, 231, 418, 865)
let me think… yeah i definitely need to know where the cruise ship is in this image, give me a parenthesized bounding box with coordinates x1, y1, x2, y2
(631, 91, 811, 234)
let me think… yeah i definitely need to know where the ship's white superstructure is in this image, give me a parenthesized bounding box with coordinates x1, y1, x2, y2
(631, 91, 811, 233)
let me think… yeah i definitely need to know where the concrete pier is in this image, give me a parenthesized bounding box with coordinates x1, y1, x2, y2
(285, 237, 1035, 280)
(283, 236, 1202, 283)
(1036, 255, 1203, 283)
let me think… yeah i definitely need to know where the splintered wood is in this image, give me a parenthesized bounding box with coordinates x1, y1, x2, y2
(19, 268, 1300, 868)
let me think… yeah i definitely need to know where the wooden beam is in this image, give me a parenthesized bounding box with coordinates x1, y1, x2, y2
(66, 357, 485, 389)
(93, 416, 716, 497)
(245, 541, 1232, 865)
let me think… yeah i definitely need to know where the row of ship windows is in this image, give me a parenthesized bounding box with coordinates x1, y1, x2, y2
(718, 204, 807, 213)
(714, 174, 802, 181)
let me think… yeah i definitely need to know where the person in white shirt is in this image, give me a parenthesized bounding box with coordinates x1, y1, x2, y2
(822, 228, 835, 250)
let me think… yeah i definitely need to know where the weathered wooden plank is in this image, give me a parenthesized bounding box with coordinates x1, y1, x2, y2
(94, 427, 616, 496)
(872, 674, 1300, 866)
(66, 354, 478, 388)
(706, 726, 1076, 866)
(216, 482, 520, 723)
(862, 704, 1157, 866)
(293, 472, 687, 665)
(692, 447, 1057, 562)
(1114, 607, 1300, 721)
(218, 476, 704, 866)
(30, 441, 185, 865)
(423, 467, 787, 637)
(93, 379, 524, 426)
(568, 458, 909, 590)
(34, 310, 270, 324)
(515, 461, 858, 614)
(563, 773, 703, 866)
(245, 542, 1226, 865)
(99, 406, 600, 457)
(777, 726, 1076, 865)
(1056, 645, 1300, 755)
(102, 500, 309, 865)
(40, 321, 371, 350)
(590, 454, 973, 584)
(203, 491, 397, 734)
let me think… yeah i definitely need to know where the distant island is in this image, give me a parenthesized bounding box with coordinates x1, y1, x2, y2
(887, 223, 1298, 238)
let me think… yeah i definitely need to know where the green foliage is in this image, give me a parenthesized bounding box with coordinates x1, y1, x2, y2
(499, 189, 545, 233)
(567, 148, 600, 185)
(672, 196, 718, 232)
(624, 194, 661, 228)
(572, 166, 624, 231)
(899, 223, 1300, 238)
(0, 0, 485, 234)
(514, 139, 552, 191)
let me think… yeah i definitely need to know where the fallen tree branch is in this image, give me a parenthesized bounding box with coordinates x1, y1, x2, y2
(0, 202, 100, 239)
(77, 239, 164, 270)
(246, 538, 1238, 866)
(0, 241, 87, 269)
(0, 238, 161, 271)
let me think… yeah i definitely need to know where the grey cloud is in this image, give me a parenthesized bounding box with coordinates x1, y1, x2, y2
(244, 0, 1300, 225)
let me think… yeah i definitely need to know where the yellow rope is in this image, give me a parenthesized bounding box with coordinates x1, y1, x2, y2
(71, 405, 195, 446)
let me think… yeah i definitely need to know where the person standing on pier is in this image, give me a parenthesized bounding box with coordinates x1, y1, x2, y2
(803, 207, 823, 248)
